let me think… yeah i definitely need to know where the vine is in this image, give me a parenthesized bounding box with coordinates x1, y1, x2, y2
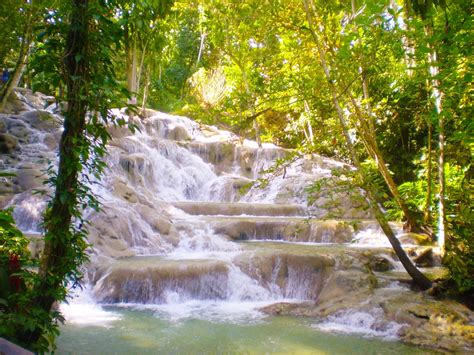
(1, 1, 134, 352)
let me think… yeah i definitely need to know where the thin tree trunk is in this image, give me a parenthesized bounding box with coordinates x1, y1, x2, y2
(302, 0, 432, 290)
(424, 122, 432, 225)
(425, 23, 445, 253)
(22, 0, 90, 344)
(196, 32, 206, 68)
(136, 38, 149, 95)
(0, 0, 34, 111)
(347, 94, 422, 233)
(391, 0, 416, 76)
(141, 65, 150, 112)
(126, 34, 138, 120)
(346, 0, 422, 232)
(241, 62, 261, 147)
(304, 100, 314, 144)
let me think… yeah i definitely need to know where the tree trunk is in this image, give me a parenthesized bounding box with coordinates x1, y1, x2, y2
(302, 0, 432, 290)
(253, 118, 262, 148)
(425, 23, 445, 253)
(22, 0, 90, 344)
(303, 100, 314, 145)
(347, 94, 423, 233)
(241, 62, 261, 147)
(196, 32, 206, 68)
(424, 122, 432, 225)
(0, 0, 34, 111)
(141, 65, 150, 112)
(126, 33, 138, 120)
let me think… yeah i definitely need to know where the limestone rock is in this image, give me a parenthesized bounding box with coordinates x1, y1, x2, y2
(113, 180, 139, 203)
(413, 248, 435, 268)
(20, 110, 60, 132)
(0, 133, 18, 153)
(13, 168, 44, 191)
(367, 254, 394, 272)
(398, 233, 432, 246)
(169, 125, 191, 141)
(259, 301, 315, 315)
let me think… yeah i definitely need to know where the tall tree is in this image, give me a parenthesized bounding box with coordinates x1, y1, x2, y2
(404, 0, 446, 252)
(301, 0, 432, 290)
(3, 0, 129, 349)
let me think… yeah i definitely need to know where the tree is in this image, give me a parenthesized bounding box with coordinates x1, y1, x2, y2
(301, 0, 432, 290)
(1, 0, 130, 350)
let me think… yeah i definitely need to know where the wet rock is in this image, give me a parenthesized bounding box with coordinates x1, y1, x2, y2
(169, 125, 191, 141)
(107, 124, 133, 139)
(259, 301, 315, 315)
(381, 293, 474, 353)
(20, 110, 60, 132)
(413, 248, 435, 267)
(42, 133, 58, 150)
(25, 233, 44, 258)
(235, 252, 334, 300)
(1, 92, 27, 113)
(172, 201, 305, 217)
(15, 88, 55, 110)
(13, 168, 44, 191)
(0, 133, 18, 153)
(367, 255, 394, 272)
(135, 204, 172, 235)
(113, 180, 139, 203)
(94, 259, 230, 303)
(140, 108, 160, 118)
(209, 217, 354, 243)
(398, 233, 432, 246)
(186, 141, 235, 174)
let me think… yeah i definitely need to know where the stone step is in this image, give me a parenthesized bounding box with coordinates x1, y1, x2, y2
(171, 201, 306, 217)
(93, 257, 230, 304)
(202, 216, 379, 243)
(92, 251, 335, 304)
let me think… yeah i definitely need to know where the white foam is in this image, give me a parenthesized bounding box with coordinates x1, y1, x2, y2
(60, 287, 121, 327)
(313, 308, 406, 340)
(111, 299, 301, 324)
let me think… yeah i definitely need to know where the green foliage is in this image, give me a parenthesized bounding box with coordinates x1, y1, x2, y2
(0, 208, 57, 352)
(443, 163, 474, 293)
(384, 180, 427, 221)
(2, 1, 133, 351)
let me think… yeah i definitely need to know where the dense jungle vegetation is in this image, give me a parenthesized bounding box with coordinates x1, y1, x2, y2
(0, 0, 472, 351)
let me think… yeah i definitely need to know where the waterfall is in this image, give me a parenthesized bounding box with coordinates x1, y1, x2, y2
(2, 102, 407, 326)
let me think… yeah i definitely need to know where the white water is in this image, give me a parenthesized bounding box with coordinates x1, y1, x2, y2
(60, 287, 122, 327)
(313, 308, 406, 340)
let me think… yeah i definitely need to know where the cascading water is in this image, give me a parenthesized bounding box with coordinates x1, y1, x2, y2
(3, 95, 445, 353)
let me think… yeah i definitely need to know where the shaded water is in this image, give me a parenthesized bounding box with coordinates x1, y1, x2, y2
(56, 308, 436, 354)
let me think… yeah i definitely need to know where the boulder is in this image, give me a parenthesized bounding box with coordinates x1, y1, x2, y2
(413, 248, 434, 267)
(398, 233, 432, 246)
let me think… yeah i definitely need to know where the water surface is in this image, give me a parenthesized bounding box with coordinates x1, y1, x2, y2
(56, 307, 437, 354)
